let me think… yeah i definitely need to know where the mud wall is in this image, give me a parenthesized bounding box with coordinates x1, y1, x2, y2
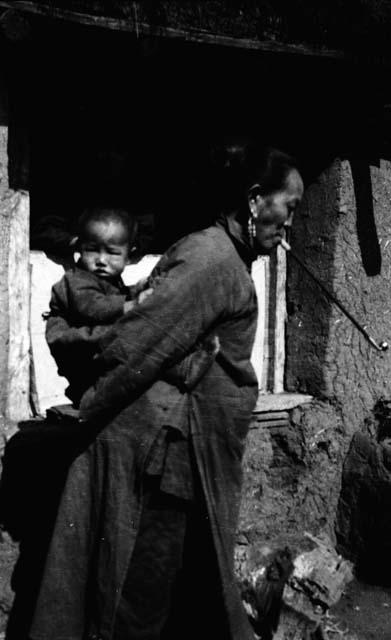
(240, 401, 345, 550)
(239, 157, 391, 550)
(287, 157, 391, 432)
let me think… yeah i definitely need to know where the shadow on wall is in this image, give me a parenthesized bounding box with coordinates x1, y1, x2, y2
(350, 154, 381, 277)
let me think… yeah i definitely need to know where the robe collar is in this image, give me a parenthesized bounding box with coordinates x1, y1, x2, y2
(215, 212, 256, 269)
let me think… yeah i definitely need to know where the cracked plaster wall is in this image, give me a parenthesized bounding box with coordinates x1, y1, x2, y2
(287, 157, 391, 432)
(239, 158, 391, 550)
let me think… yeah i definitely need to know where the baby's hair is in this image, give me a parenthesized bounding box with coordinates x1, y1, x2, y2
(77, 206, 138, 248)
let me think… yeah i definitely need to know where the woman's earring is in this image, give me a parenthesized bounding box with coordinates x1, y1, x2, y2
(248, 215, 257, 246)
(248, 196, 259, 247)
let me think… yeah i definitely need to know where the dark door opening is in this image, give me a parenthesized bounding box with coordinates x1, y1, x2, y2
(5, 15, 385, 254)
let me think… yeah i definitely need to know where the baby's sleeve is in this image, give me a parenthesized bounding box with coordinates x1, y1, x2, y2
(65, 272, 126, 325)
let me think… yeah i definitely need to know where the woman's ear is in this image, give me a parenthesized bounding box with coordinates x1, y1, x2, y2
(247, 192, 263, 219)
(247, 183, 263, 217)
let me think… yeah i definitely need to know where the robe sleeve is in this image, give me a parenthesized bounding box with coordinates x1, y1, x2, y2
(45, 315, 113, 380)
(79, 245, 236, 423)
(46, 315, 110, 353)
(46, 280, 110, 375)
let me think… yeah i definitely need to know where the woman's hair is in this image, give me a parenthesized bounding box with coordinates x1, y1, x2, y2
(77, 206, 138, 248)
(211, 140, 299, 217)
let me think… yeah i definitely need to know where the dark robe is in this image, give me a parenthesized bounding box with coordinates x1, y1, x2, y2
(29, 220, 259, 640)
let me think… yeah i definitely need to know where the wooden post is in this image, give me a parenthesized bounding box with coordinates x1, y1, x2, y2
(0, 191, 30, 438)
(251, 256, 270, 392)
(6, 191, 30, 427)
(0, 56, 30, 439)
(273, 244, 287, 392)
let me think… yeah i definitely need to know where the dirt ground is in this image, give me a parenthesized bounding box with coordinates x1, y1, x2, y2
(330, 578, 391, 640)
(1, 536, 391, 639)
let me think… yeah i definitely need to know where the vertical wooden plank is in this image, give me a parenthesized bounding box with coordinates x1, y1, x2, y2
(266, 249, 277, 390)
(262, 257, 271, 391)
(273, 243, 287, 392)
(5, 190, 30, 428)
(251, 256, 270, 392)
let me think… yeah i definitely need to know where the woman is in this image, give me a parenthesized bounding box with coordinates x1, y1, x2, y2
(27, 143, 304, 640)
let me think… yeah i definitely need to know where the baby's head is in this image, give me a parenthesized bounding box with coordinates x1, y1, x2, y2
(77, 207, 137, 280)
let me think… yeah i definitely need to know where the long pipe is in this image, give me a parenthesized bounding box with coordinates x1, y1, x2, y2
(280, 239, 389, 352)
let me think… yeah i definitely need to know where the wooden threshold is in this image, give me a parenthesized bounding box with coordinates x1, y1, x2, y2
(253, 392, 313, 413)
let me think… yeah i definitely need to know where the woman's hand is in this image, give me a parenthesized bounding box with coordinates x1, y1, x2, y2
(123, 288, 154, 314)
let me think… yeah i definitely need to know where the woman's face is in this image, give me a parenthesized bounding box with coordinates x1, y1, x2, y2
(251, 168, 304, 254)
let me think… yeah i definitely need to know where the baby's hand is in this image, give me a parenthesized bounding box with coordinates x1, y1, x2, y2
(137, 287, 154, 304)
(123, 288, 153, 313)
(123, 300, 137, 314)
(204, 335, 220, 355)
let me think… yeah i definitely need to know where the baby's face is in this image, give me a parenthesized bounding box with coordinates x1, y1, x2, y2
(79, 220, 130, 279)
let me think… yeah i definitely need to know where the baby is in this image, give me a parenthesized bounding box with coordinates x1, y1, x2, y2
(46, 206, 219, 406)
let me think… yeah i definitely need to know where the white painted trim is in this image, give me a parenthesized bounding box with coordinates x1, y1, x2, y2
(274, 243, 287, 392)
(251, 256, 270, 391)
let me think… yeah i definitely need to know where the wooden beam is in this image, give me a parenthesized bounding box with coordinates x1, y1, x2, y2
(0, 1, 347, 60)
